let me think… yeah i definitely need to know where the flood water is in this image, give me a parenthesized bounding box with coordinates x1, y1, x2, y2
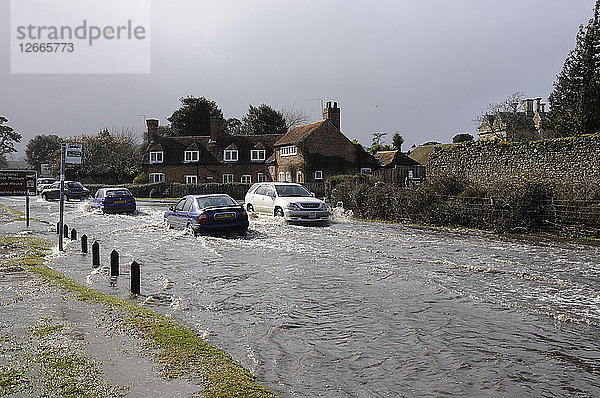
(3, 196, 600, 397)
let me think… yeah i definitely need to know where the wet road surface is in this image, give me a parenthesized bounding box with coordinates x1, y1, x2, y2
(2, 195, 599, 397)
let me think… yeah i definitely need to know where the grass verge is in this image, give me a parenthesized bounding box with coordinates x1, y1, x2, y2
(1, 235, 279, 398)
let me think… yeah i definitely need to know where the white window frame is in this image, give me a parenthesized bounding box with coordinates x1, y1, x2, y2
(278, 171, 285, 182)
(224, 150, 238, 162)
(296, 170, 303, 183)
(251, 149, 266, 161)
(280, 145, 297, 156)
(315, 170, 323, 180)
(185, 175, 198, 184)
(149, 151, 164, 164)
(223, 174, 234, 183)
(257, 172, 266, 182)
(184, 150, 199, 163)
(360, 168, 372, 174)
(149, 173, 165, 183)
(241, 174, 252, 183)
(285, 171, 292, 182)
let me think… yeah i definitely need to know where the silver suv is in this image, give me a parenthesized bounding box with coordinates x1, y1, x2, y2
(244, 182, 329, 223)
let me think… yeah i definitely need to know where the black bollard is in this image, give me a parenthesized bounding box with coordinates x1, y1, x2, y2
(92, 241, 100, 268)
(110, 250, 119, 277)
(63, 224, 69, 238)
(70, 228, 77, 241)
(130, 261, 140, 295)
(81, 234, 88, 253)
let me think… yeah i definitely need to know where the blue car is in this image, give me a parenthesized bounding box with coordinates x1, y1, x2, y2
(90, 187, 136, 214)
(164, 194, 248, 236)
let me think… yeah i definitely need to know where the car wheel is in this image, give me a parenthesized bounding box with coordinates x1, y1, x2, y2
(185, 223, 197, 237)
(274, 207, 284, 217)
(247, 204, 254, 213)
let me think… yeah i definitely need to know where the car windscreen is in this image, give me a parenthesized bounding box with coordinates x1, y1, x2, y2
(106, 190, 132, 197)
(196, 196, 237, 208)
(274, 185, 312, 197)
(66, 182, 83, 188)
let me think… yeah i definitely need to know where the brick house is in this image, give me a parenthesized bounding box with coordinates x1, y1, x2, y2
(272, 101, 378, 183)
(146, 116, 283, 184)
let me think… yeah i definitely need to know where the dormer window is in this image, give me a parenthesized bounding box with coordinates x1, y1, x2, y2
(184, 150, 199, 162)
(280, 145, 297, 156)
(251, 149, 266, 161)
(224, 149, 238, 162)
(150, 151, 163, 163)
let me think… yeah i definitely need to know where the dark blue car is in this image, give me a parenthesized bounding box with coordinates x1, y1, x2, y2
(90, 187, 136, 214)
(164, 194, 248, 236)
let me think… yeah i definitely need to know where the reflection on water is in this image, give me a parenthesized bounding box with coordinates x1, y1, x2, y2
(14, 197, 600, 397)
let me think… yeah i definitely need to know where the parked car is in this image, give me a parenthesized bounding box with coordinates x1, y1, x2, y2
(164, 194, 248, 236)
(244, 182, 329, 223)
(90, 187, 136, 214)
(36, 178, 56, 194)
(41, 181, 89, 201)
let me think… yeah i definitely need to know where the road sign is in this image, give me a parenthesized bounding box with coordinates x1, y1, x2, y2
(40, 163, 50, 176)
(65, 143, 82, 164)
(0, 170, 37, 196)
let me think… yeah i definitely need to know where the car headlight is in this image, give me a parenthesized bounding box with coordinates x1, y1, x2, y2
(320, 202, 328, 210)
(287, 202, 300, 210)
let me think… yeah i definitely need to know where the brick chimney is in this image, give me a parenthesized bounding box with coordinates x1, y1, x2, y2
(323, 101, 340, 130)
(209, 115, 222, 142)
(146, 119, 158, 143)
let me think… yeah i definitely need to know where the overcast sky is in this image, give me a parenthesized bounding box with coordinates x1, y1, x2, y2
(0, 0, 596, 157)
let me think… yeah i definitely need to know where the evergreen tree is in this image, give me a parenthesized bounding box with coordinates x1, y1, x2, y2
(549, 1, 600, 136)
(167, 96, 223, 136)
(241, 104, 287, 135)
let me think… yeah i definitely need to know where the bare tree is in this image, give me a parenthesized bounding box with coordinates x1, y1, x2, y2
(372, 132, 387, 146)
(105, 125, 142, 144)
(473, 91, 526, 141)
(281, 105, 309, 131)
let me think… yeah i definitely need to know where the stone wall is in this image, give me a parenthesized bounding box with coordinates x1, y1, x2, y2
(428, 134, 600, 187)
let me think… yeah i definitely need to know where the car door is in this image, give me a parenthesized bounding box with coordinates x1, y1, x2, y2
(49, 182, 60, 199)
(263, 186, 276, 214)
(252, 185, 267, 213)
(169, 198, 187, 228)
(91, 189, 104, 208)
(181, 197, 194, 227)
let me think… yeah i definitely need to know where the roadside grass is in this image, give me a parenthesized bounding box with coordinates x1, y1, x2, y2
(1, 235, 279, 398)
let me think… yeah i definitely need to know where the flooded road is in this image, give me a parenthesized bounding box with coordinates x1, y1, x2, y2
(3, 196, 600, 397)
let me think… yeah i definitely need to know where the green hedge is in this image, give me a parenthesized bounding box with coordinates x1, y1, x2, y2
(85, 182, 253, 200)
(325, 174, 600, 236)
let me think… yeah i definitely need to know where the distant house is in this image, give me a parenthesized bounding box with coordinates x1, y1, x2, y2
(373, 150, 426, 185)
(478, 98, 549, 142)
(374, 150, 420, 168)
(146, 116, 283, 184)
(273, 101, 378, 183)
(408, 143, 456, 166)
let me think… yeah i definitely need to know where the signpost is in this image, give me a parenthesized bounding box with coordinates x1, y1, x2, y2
(58, 143, 83, 251)
(0, 170, 37, 227)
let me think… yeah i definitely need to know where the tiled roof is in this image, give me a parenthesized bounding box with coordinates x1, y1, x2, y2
(375, 150, 421, 167)
(149, 133, 283, 165)
(374, 151, 397, 167)
(275, 120, 329, 146)
(408, 144, 455, 165)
